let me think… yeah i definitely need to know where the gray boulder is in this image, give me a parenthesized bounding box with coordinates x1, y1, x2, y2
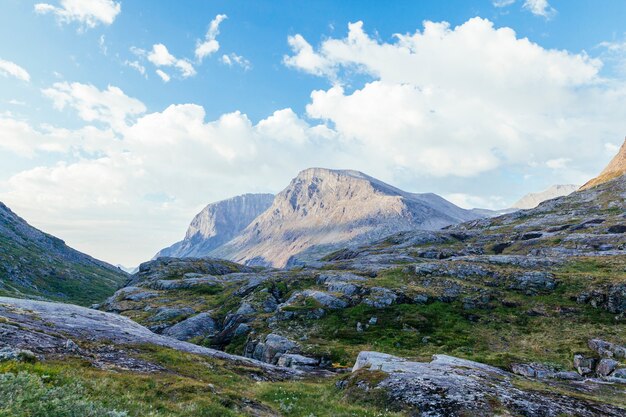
(163, 312, 217, 341)
(149, 307, 195, 322)
(277, 354, 320, 371)
(510, 271, 556, 294)
(363, 287, 397, 308)
(574, 354, 598, 376)
(247, 333, 300, 365)
(596, 358, 619, 377)
(588, 339, 626, 360)
(282, 290, 348, 310)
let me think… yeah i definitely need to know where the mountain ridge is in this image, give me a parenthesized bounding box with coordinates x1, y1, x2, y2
(0, 201, 127, 305)
(211, 167, 483, 267)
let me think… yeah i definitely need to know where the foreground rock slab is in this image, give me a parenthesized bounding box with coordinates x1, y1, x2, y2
(343, 351, 626, 417)
(0, 297, 302, 379)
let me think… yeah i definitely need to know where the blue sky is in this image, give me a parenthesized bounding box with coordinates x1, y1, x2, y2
(1, 0, 626, 266)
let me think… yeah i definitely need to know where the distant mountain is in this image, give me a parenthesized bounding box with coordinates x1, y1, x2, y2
(155, 193, 274, 259)
(511, 184, 579, 210)
(581, 138, 626, 190)
(212, 168, 484, 267)
(0, 202, 127, 305)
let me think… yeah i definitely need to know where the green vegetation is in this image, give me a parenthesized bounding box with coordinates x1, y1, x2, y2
(0, 346, 401, 417)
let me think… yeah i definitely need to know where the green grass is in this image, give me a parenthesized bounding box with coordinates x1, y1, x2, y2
(0, 345, 401, 417)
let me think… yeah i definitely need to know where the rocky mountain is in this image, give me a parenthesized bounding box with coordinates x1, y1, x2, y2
(95, 173, 626, 414)
(511, 184, 579, 209)
(581, 138, 626, 190)
(212, 168, 484, 267)
(155, 193, 274, 259)
(4, 149, 626, 416)
(0, 202, 127, 305)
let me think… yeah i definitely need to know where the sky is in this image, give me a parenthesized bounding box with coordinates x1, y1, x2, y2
(1, 0, 626, 267)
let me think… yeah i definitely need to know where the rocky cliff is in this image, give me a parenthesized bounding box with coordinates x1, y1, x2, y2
(155, 193, 274, 258)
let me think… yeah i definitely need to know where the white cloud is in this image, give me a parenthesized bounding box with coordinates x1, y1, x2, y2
(124, 60, 146, 76)
(546, 158, 570, 169)
(155, 69, 170, 82)
(445, 193, 507, 210)
(0, 59, 30, 82)
(4, 18, 626, 265)
(284, 34, 334, 77)
(42, 82, 146, 131)
(286, 18, 619, 179)
(221, 53, 251, 70)
(147, 44, 196, 79)
(195, 14, 227, 61)
(493, 0, 516, 7)
(98, 35, 108, 55)
(34, 0, 121, 29)
(523, 0, 556, 18)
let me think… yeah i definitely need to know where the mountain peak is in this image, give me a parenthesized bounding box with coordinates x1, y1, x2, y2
(213, 168, 483, 267)
(580, 138, 626, 190)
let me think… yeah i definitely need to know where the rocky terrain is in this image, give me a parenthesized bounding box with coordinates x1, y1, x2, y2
(511, 184, 579, 209)
(212, 168, 483, 267)
(155, 193, 274, 259)
(3, 149, 626, 415)
(92, 160, 626, 415)
(0, 202, 127, 305)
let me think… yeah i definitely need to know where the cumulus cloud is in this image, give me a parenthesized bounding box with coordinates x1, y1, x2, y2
(146, 43, 196, 79)
(34, 0, 121, 29)
(284, 34, 334, 77)
(195, 14, 227, 61)
(283, 18, 624, 180)
(3, 17, 626, 265)
(42, 82, 146, 131)
(0, 88, 339, 264)
(0, 59, 30, 82)
(523, 0, 556, 18)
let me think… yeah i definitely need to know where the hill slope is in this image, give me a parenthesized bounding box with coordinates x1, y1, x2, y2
(212, 168, 483, 267)
(155, 193, 274, 259)
(581, 138, 626, 190)
(0, 202, 127, 305)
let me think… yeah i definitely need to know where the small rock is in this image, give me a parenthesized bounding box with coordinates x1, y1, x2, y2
(596, 358, 619, 377)
(0, 347, 36, 362)
(363, 287, 397, 308)
(277, 353, 319, 370)
(573, 354, 597, 376)
(356, 322, 364, 333)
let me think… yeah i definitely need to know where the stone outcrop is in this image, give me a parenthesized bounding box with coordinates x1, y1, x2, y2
(0, 296, 300, 378)
(343, 351, 626, 416)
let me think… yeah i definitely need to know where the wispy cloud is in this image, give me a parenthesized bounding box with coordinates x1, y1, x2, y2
(0, 59, 30, 82)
